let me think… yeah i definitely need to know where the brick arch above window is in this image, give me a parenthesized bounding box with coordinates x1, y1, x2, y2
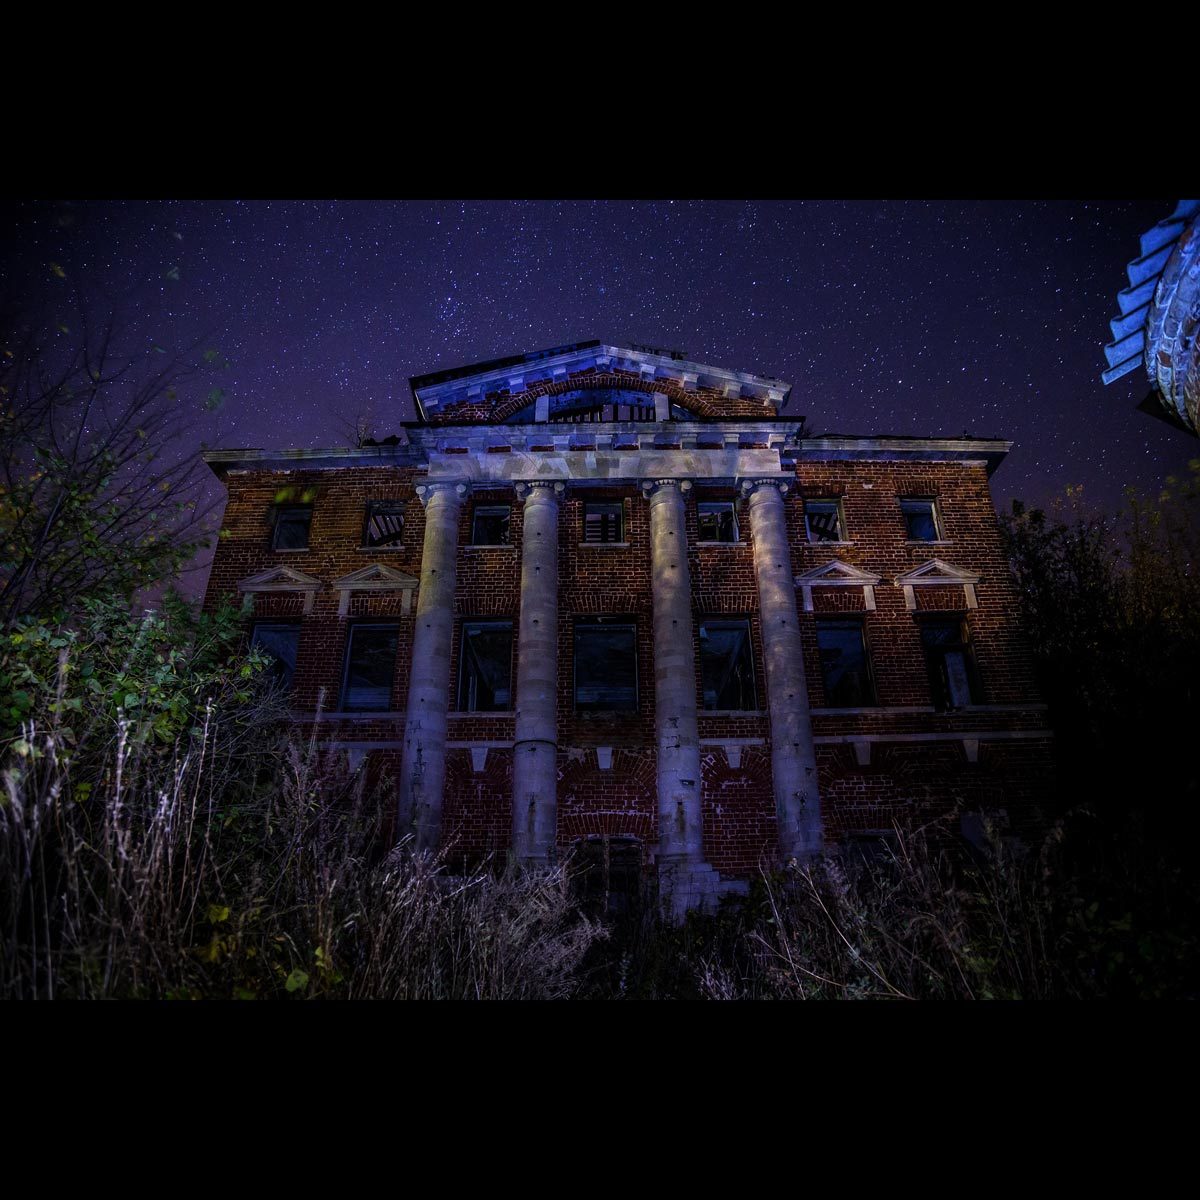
(427, 370, 773, 425)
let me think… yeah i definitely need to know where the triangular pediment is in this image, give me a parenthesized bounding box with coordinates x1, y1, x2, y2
(238, 565, 322, 592)
(796, 560, 882, 586)
(333, 564, 419, 590)
(895, 558, 980, 586)
(409, 341, 795, 424)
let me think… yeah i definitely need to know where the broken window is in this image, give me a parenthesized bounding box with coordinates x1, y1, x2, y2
(250, 622, 300, 692)
(363, 501, 406, 548)
(574, 619, 638, 711)
(816, 619, 875, 706)
(920, 617, 979, 710)
(339, 624, 399, 711)
(583, 502, 623, 544)
(272, 505, 312, 550)
(699, 619, 757, 710)
(697, 501, 739, 543)
(457, 620, 514, 712)
(804, 499, 846, 543)
(901, 498, 941, 541)
(472, 505, 511, 546)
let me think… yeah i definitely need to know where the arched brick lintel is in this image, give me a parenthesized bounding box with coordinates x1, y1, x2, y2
(427, 369, 773, 424)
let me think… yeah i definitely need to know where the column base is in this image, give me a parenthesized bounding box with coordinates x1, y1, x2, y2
(656, 858, 750, 921)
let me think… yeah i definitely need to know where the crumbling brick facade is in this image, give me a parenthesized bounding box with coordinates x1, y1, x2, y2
(203, 342, 1054, 912)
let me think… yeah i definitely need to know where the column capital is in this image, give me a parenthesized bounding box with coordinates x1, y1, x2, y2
(739, 476, 792, 500)
(514, 480, 565, 501)
(415, 480, 469, 506)
(641, 477, 693, 498)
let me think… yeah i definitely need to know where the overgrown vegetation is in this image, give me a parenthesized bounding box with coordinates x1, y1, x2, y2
(2, 332, 1197, 997)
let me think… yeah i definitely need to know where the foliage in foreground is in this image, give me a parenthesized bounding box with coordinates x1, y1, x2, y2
(5, 460, 1200, 1000)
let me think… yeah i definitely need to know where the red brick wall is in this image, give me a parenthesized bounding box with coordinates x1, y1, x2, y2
(202, 453, 1053, 878)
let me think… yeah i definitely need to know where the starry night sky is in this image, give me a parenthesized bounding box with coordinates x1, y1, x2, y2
(4, 198, 1195, 592)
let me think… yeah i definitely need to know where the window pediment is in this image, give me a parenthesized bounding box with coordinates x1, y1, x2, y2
(332, 564, 419, 616)
(795, 560, 882, 611)
(238, 566, 323, 613)
(895, 559, 980, 610)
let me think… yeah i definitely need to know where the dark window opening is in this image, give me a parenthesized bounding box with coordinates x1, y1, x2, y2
(272, 506, 312, 550)
(574, 619, 638, 711)
(457, 620, 514, 712)
(363, 501, 406, 548)
(699, 619, 757, 710)
(816, 619, 876, 706)
(920, 617, 979, 710)
(339, 624, 399, 711)
(805, 499, 845, 543)
(472, 506, 511, 546)
(250, 622, 300, 692)
(698, 501, 738, 543)
(571, 836, 643, 919)
(901, 498, 941, 541)
(547, 389, 657, 423)
(583, 502, 623, 544)
(842, 832, 899, 871)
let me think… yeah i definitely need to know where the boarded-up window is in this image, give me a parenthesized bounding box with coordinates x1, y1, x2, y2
(458, 621, 513, 711)
(574, 619, 637, 711)
(816, 619, 875, 706)
(583, 502, 623, 544)
(363, 501, 406, 548)
(339, 624, 398, 711)
(699, 619, 757, 710)
(805, 499, 845, 542)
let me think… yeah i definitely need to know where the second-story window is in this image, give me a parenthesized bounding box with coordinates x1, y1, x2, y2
(457, 620, 514, 711)
(697, 501, 739, 543)
(699, 618, 757, 710)
(272, 505, 312, 551)
(804, 499, 846, 543)
(919, 617, 978, 710)
(339, 624, 399, 711)
(901, 498, 942, 541)
(472, 505, 511, 546)
(250, 622, 300, 693)
(815, 618, 875, 706)
(363, 501, 406, 549)
(583, 502, 624, 544)
(574, 618, 638, 711)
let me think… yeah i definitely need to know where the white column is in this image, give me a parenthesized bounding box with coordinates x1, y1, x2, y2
(743, 478, 823, 859)
(511, 481, 562, 864)
(643, 478, 705, 866)
(398, 480, 466, 851)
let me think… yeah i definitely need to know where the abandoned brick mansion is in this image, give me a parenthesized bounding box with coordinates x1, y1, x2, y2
(202, 341, 1054, 912)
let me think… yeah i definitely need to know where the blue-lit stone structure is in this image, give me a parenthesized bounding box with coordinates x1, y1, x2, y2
(1103, 199, 1200, 436)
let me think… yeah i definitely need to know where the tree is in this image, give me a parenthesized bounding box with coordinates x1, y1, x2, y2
(1000, 467, 1200, 830)
(0, 294, 223, 628)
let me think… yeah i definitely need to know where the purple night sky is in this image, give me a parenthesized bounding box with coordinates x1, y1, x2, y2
(4, 198, 1195, 592)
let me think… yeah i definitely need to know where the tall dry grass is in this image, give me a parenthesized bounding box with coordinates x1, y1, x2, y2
(0, 697, 605, 1000)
